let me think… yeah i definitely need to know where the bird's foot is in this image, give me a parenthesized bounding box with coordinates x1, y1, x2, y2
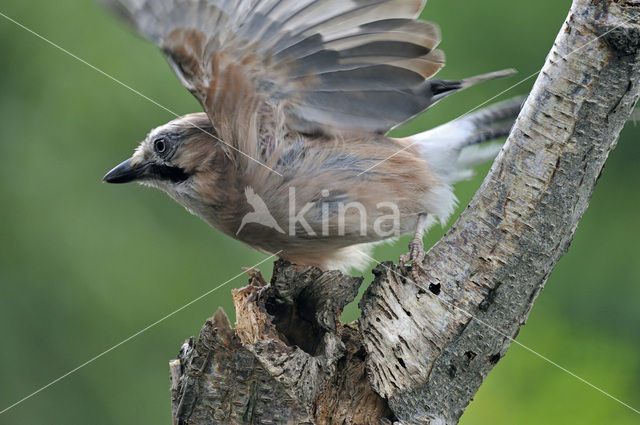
(239, 283, 272, 306)
(238, 267, 271, 306)
(400, 236, 426, 283)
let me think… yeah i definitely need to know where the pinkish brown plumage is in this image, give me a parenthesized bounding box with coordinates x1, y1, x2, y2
(102, 0, 519, 273)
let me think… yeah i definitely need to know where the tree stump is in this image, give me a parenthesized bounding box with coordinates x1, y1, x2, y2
(169, 1, 640, 424)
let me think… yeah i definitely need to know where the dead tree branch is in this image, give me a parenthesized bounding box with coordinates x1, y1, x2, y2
(169, 1, 640, 424)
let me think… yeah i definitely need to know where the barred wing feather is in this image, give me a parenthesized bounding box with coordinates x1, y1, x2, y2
(103, 0, 460, 158)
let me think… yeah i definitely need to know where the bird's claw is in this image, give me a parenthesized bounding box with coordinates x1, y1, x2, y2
(238, 282, 271, 306)
(400, 236, 426, 282)
(237, 267, 271, 307)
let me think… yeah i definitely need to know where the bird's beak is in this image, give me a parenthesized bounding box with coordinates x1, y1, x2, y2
(103, 158, 148, 184)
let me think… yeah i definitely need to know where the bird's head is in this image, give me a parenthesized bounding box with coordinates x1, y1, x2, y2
(104, 112, 245, 233)
(103, 113, 222, 196)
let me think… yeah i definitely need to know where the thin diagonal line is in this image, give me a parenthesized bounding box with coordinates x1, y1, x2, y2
(357, 15, 635, 177)
(360, 252, 640, 415)
(0, 10, 282, 177)
(0, 252, 281, 416)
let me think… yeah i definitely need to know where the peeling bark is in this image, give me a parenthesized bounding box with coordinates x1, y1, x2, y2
(169, 1, 640, 424)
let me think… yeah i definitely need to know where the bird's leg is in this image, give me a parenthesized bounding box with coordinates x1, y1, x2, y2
(400, 214, 430, 282)
(241, 283, 272, 305)
(238, 267, 271, 305)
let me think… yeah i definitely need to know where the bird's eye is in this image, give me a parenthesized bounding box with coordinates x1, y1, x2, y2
(154, 138, 168, 155)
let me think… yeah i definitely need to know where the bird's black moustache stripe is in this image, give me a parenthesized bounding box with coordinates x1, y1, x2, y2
(104, 159, 190, 184)
(147, 164, 190, 183)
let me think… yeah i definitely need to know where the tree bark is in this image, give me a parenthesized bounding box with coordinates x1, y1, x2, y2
(169, 1, 640, 424)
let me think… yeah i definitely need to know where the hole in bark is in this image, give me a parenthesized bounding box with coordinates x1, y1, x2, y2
(397, 357, 406, 369)
(465, 351, 477, 361)
(266, 295, 323, 355)
(448, 365, 457, 378)
(429, 283, 441, 295)
(479, 286, 499, 312)
(489, 353, 501, 364)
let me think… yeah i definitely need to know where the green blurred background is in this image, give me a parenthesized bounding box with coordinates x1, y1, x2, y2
(0, 0, 638, 424)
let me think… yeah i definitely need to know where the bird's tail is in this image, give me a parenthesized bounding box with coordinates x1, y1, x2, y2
(413, 96, 524, 185)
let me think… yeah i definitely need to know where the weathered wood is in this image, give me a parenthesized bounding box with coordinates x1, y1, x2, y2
(169, 1, 640, 424)
(360, 1, 640, 423)
(170, 262, 392, 424)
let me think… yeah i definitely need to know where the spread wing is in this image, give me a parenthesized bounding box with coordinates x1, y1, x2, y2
(104, 0, 447, 158)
